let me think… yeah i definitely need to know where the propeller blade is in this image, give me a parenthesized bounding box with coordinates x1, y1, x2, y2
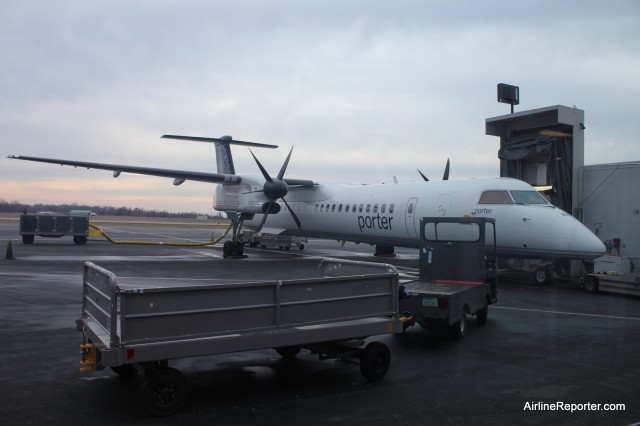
(277, 146, 294, 181)
(281, 198, 302, 229)
(255, 202, 273, 232)
(249, 149, 273, 183)
(443, 158, 450, 181)
(417, 169, 429, 182)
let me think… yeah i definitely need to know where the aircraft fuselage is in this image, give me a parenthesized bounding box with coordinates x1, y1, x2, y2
(228, 177, 605, 260)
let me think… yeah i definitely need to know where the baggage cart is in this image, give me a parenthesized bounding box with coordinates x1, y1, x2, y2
(76, 258, 402, 415)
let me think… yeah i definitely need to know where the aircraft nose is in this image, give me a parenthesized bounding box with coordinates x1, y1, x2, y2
(569, 222, 606, 259)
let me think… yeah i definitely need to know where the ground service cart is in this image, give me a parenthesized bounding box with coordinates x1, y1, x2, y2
(579, 255, 640, 296)
(241, 230, 307, 251)
(19, 213, 93, 245)
(399, 217, 498, 339)
(76, 259, 402, 416)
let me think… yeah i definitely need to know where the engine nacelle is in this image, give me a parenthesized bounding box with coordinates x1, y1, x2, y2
(263, 202, 281, 214)
(213, 183, 282, 215)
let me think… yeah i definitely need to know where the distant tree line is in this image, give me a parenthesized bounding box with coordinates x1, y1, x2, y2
(0, 199, 224, 219)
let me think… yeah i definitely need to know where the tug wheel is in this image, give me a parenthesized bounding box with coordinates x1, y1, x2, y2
(449, 311, 468, 340)
(582, 276, 599, 293)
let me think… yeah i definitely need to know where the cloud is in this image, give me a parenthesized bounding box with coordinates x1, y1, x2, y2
(1, 0, 639, 212)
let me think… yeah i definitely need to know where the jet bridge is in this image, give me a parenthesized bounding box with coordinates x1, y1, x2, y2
(486, 105, 587, 280)
(486, 105, 585, 216)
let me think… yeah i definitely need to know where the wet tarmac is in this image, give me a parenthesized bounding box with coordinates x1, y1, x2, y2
(1, 222, 639, 425)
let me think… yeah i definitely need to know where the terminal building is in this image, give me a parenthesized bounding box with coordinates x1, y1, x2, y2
(486, 101, 638, 280)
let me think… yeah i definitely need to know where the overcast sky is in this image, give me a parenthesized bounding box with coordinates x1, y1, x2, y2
(2, 0, 639, 213)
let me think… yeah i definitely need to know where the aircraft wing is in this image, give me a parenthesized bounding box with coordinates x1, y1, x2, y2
(7, 155, 242, 184)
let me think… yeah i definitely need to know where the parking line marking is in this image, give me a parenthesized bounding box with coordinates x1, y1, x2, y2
(494, 305, 640, 321)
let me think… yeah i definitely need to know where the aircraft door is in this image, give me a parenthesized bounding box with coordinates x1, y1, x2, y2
(405, 197, 419, 238)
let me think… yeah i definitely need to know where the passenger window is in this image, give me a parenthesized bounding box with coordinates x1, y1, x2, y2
(366, 204, 371, 213)
(373, 204, 378, 213)
(345, 204, 350, 213)
(359, 204, 363, 213)
(315, 204, 319, 212)
(479, 191, 513, 204)
(331, 204, 335, 212)
(408, 203, 414, 214)
(338, 204, 343, 212)
(389, 204, 394, 213)
(381, 204, 386, 213)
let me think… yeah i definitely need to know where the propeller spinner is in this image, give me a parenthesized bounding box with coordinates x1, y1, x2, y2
(249, 147, 302, 231)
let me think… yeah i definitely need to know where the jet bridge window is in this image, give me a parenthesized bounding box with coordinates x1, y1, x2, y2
(479, 191, 513, 204)
(510, 190, 548, 205)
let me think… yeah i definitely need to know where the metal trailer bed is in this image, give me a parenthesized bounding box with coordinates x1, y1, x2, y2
(399, 217, 498, 339)
(19, 214, 90, 245)
(76, 259, 402, 415)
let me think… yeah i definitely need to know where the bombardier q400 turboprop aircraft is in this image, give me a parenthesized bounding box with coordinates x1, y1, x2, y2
(8, 134, 604, 271)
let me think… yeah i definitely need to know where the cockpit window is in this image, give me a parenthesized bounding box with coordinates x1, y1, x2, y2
(510, 190, 549, 205)
(479, 191, 513, 204)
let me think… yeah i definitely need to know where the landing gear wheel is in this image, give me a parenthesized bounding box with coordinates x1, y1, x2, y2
(223, 241, 245, 258)
(359, 342, 390, 381)
(449, 311, 468, 340)
(534, 266, 552, 286)
(141, 367, 188, 417)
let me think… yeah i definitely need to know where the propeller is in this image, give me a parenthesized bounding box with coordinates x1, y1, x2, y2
(249, 147, 302, 232)
(418, 158, 450, 182)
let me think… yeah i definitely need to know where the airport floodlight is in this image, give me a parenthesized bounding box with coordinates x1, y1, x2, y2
(497, 83, 519, 113)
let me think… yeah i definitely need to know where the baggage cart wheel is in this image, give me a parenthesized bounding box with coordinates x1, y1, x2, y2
(359, 342, 390, 381)
(73, 236, 87, 245)
(111, 364, 138, 378)
(275, 345, 302, 358)
(141, 367, 188, 416)
(22, 235, 34, 244)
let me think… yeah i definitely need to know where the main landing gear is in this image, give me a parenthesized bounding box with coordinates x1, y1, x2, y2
(223, 212, 249, 258)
